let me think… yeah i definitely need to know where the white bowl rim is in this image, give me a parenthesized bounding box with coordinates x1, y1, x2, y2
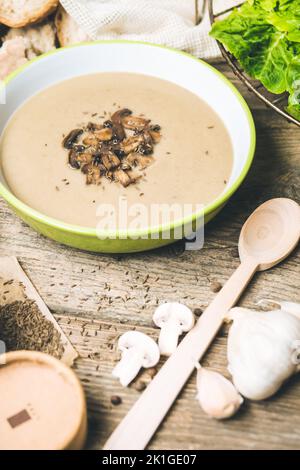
(0, 40, 256, 238)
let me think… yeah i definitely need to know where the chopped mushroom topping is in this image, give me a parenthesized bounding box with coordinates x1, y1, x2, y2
(63, 129, 83, 149)
(121, 135, 144, 155)
(127, 170, 143, 184)
(87, 122, 102, 131)
(84, 164, 102, 185)
(114, 169, 132, 187)
(111, 108, 131, 141)
(94, 127, 113, 141)
(125, 153, 139, 166)
(61, 107, 162, 187)
(68, 149, 81, 169)
(135, 155, 154, 169)
(122, 115, 150, 130)
(102, 152, 120, 171)
(82, 134, 99, 147)
(149, 125, 162, 143)
(77, 153, 93, 166)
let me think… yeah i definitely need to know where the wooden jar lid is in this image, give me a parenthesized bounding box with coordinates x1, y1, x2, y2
(0, 351, 87, 450)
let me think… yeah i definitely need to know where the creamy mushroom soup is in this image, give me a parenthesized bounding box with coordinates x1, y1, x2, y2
(0, 73, 233, 229)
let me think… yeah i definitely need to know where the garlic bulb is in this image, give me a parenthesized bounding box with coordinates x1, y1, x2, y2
(227, 304, 300, 401)
(196, 366, 243, 419)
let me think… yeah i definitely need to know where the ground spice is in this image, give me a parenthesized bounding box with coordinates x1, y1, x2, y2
(0, 300, 64, 359)
(0, 279, 26, 306)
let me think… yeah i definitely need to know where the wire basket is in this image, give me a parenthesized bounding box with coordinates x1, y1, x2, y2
(207, 0, 300, 128)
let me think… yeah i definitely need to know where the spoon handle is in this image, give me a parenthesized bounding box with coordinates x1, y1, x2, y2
(104, 258, 258, 450)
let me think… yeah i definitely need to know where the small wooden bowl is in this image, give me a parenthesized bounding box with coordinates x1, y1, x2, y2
(0, 351, 87, 450)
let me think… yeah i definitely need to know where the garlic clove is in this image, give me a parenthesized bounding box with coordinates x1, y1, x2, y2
(196, 367, 243, 420)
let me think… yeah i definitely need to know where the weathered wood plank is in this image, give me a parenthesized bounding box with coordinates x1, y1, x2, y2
(57, 315, 300, 450)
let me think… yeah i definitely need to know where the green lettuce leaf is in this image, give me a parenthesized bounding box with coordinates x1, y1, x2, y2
(286, 56, 300, 119)
(210, 3, 293, 93)
(210, 0, 300, 120)
(267, 0, 300, 42)
(249, 0, 278, 11)
(249, 0, 294, 12)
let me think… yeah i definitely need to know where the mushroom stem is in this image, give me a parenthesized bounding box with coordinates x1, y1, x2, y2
(112, 347, 144, 387)
(158, 321, 182, 357)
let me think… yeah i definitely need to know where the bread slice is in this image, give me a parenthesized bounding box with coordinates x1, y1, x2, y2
(55, 6, 90, 47)
(0, 37, 28, 80)
(0, 0, 59, 28)
(4, 20, 56, 59)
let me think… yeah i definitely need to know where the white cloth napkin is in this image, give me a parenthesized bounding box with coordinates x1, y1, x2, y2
(60, 0, 227, 59)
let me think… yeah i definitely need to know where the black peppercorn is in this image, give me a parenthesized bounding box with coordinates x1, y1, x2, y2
(111, 395, 122, 406)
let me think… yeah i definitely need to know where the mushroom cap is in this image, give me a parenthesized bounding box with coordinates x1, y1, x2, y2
(153, 302, 195, 331)
(118, 331, 160, 368)
(111, 108, 132, 123)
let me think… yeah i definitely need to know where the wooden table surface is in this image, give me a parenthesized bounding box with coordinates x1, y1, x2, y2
(0, 58, 299, 450)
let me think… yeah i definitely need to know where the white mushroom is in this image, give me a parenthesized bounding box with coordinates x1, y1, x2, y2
(112, 331, 160, 387)
(153, 303, 195, 356)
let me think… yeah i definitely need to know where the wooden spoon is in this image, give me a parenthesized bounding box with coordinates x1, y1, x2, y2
(104, 198, 300, 450)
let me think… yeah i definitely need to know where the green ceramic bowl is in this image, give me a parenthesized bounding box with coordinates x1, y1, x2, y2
(0, 41, 255, 253)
